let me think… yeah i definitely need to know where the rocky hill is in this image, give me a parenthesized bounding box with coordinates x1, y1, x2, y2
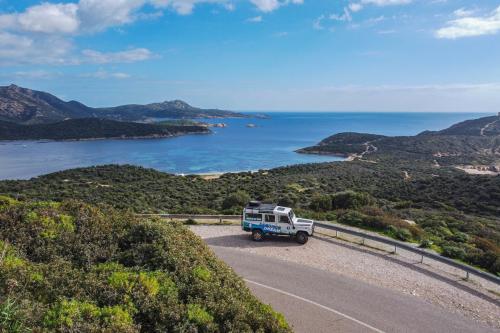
(0, 84, 247, 124)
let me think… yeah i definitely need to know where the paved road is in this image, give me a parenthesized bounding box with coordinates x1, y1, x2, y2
(211, 246, 497, 333)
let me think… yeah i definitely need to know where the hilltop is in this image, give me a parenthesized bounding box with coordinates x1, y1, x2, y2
(0, 84, 248, 124)
(298, 114, 500, 171)
(0, 118, 210, 141)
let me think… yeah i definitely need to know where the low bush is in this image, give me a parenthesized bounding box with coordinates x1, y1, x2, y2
(441, 244, 467, 260)
(0, 197, 290, 332)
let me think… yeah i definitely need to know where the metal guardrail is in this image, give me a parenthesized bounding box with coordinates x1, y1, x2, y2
(139, 214, 241, 221)
(314, 221, 500, 285)
(145, 214, 500, 285)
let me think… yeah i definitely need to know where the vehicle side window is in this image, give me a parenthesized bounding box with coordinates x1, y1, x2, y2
(245, 213, 262, 221)
(279, 215, 290, 224)
(265, 215, 276, 223)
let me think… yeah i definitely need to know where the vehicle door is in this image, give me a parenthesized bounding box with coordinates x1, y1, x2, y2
(277, 214, 292, 235)
(263, 214, 281, 234)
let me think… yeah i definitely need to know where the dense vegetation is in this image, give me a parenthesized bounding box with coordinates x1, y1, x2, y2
(0, 196, 290, 332)
(299, 115, 500, 168)
(0, 114, 498, 276)
(0, 118, 210, 141)
(1, 162, 499, 275)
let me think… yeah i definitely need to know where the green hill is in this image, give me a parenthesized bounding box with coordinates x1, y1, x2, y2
(0, 196, 290, 332)
(298, 114, 500, 168)
(0, 118, 210, 141)
(0, 162, 498, 275)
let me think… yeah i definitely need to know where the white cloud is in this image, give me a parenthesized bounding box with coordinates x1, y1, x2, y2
(360, 0, 411, 6)
(0, 3, 79, 34)
(80, 69, 131, 79)
(250, 0, 303, 13)
(330, 8, 352, 22)
(348, 3, 363, 12)
(453, 8, 475, 18)
(4, 70, 61, 80)
(78, 0, 145, 32)
(81, 48, 153, 64)
(436, 6, 500, 39)
(213, 82, 500, 112)
(0, 32, 74, 65)
(347, 0, 411, 13)
(246, 15, 263, 22)
(0, 0, 299, 66)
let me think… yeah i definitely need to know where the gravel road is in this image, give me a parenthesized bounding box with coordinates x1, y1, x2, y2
(191, 225, 500, 330)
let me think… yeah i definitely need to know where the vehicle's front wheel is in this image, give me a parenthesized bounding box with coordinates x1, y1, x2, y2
(252, 229, 264, 242)
(296, 231, 309, 244)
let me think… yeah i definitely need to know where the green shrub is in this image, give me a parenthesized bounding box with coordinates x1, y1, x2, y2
(419, 239, 433, 248)
(441, 245, 466, 260)
(184, 218, 198, 225)
(222, 191, 250, 209)
(394, 228, 412, 242)
(332, 191, 372, 210)
(0, 198, 291, 332)
(309, 194, 332, 212)
(187, 303, 214, 326)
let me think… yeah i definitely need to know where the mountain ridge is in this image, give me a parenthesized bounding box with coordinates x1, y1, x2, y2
(0, 84, 248, 124)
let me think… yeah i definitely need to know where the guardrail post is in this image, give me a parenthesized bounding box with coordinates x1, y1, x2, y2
(394, 245, 397, 254)
(335, 230, 338, 238)
(465, 271, 469, 281)
(362, 238, 365, 246)
(420, 254, 424, 264)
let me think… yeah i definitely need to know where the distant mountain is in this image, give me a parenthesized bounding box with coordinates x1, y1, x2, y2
(0, 118, 210, 141)
(0, 84, 248, 124)
(419, 114, 500, 136)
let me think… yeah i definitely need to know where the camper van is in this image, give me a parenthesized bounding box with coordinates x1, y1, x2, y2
(242, 201, 315, 244)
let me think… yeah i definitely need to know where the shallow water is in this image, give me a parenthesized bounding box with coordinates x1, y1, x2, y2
(0, 112, 491, 180)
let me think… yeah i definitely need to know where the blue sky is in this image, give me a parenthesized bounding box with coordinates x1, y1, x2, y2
(0, 0, 499, 112)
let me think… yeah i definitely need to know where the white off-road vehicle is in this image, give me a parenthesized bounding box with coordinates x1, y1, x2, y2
(241, 201, 315, 244)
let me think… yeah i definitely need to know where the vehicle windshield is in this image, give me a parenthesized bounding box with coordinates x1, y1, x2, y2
(288, 210, 296, 222)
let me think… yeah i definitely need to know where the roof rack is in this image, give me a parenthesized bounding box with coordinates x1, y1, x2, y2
(244, 201, 277, 213)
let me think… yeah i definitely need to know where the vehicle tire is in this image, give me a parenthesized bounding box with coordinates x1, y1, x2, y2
(252, 229, 264, 242)
(296, 231, 308, 244)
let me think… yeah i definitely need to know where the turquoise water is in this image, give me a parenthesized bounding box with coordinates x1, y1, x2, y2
(0, 112, 492, 180)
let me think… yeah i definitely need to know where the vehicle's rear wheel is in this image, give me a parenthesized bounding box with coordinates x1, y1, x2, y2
(252, 229, 264, 242)
(296, 231, 308, 244)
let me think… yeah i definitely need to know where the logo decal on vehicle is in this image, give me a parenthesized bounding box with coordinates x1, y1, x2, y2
(263, 224, 281, 233)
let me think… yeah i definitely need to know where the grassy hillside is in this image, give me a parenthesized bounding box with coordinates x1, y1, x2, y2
(1, 163, 499, 275)
(0, 118, 210, 141)
(298, 115, 500, 168)
(0, 196, 290, 332)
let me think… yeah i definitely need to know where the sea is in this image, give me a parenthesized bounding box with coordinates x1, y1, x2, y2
(0, 112, 493, 180)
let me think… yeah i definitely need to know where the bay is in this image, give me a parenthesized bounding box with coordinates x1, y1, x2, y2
(0, 112, 492, 180)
